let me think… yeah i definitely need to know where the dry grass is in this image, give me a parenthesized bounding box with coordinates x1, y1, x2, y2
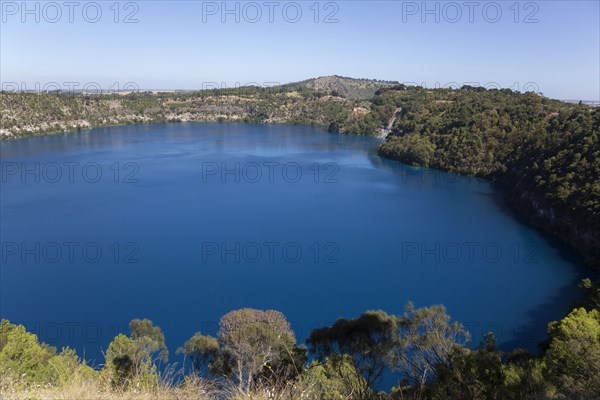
(0, 375, 218, 400)
(0, 386, 322, 400)
(0, 377, 325, 400)
(1, 386, 217, 400)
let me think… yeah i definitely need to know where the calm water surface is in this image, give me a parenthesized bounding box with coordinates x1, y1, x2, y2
(0, 123, 584, 368)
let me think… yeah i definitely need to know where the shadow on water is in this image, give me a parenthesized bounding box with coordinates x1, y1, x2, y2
(485, 187, 591, 353)
(366, 148, 590, 269)
(482, 183, 589, 271)
(499, 278, 585, 354)
(366, 150, 593, 354)
(481, 184, 593, 353)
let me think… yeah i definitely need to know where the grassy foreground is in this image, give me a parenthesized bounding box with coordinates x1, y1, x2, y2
(0, 377, 312, 400)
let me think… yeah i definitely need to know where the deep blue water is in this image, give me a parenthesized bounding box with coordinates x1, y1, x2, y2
(0, 123, 584, 371)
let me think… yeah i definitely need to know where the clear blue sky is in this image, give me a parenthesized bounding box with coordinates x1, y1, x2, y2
(1, 1, 599, 100)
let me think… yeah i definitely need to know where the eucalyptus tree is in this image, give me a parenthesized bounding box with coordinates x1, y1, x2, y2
(307, 310, 400, 399)
(216, 308, 303, 393)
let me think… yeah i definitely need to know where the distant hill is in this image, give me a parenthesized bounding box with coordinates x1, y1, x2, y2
(280, 75, 399, 100)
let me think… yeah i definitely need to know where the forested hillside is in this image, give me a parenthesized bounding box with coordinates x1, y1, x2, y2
(0, 76, 396, 139)
(0, 86, 353, 138)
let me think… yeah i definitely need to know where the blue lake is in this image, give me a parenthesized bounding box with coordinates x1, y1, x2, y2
(0, 123, 584, 369)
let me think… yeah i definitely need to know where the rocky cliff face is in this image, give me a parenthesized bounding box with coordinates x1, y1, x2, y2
(0, 88, 354, 139)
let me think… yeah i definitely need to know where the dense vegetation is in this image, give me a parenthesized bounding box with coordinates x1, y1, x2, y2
(2, 281, 599, 399)
(374, 86, 600, 268)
